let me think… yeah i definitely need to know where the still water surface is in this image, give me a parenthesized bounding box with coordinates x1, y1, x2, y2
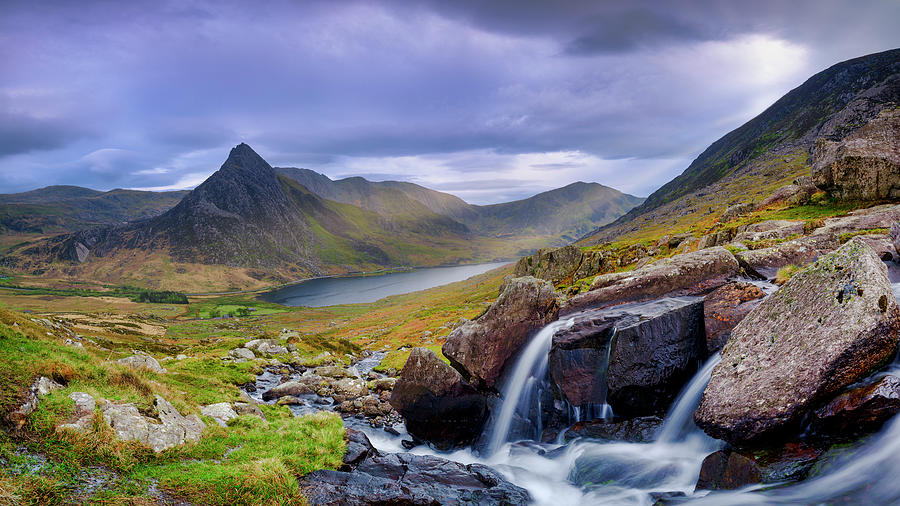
(258, 262, 509, 307)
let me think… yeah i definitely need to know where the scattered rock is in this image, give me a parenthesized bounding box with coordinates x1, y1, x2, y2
(734, 220, 806, 243)
(314, 366, 354, 379)
(563, 416, 663, 443)
(200, 403, 239, 427)
(813, 374, 900, 435)
(117, 352, 167, 374)
(562, 247, 739, 315)
(389, 348, 488, 449)
(696, 238, 900, 445)
(759, 177, 818, 208)
(443, 276, 560, 389)
(703, 282, 766, 354)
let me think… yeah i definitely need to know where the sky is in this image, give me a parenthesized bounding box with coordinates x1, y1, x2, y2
(0, 1, 898, 204)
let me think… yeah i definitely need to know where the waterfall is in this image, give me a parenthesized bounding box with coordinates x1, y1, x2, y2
(656, 352, 722, 443)
(483, 318, 574, 455)
(566, 327, 616, 424)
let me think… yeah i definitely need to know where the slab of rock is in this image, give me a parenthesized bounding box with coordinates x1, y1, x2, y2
(563, 416, 663, 443)
(695, 238, 900, 445)
(514, 245, 583, 284)
(703, 282, 766, 354)
(389, 348, 487, 449)
(735, 234, 837, 279)
(57, 392, 97, 432)
(262, 380, 314, 401)
(200, 402, 239, 427)
(892, 222, 900, 255)
(562, 247, 739, 315)
(734, 220, 806, 243)
(117, 352, 167, 373)
(550, 297, 706, 416)
(228, 348, 255, 361)
(443, 276, 559, 389)
(812, 109, 900, 200)
(314, 366, 354, 379)
(855, 234, 896, 262)
(814, 204, 900, 241)
(103, 403, 150, 443)
(813, 374, 900, 435)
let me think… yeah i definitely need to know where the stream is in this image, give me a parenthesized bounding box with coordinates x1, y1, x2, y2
(245, 266, 900, 505)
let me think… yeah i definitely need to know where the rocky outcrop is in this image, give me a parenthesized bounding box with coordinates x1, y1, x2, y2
(562, 247, 739, 315)
(573, 250, 607, 281)
(389, 348, 488, 449)
(733, 220, 805, 244)
(703, 282, 766, 354)
(719, 203, 755, 223)
(118, 352, 167, 374)
(812, 109, 900, 201)
(550, 297, 706, 416)
(759, 177, 818, 208)
(442, 277, 559, 389)
(812, 374, 900, 435)
(735, 234, 837, 278)
(299, 429, 530, 505)
(200, 402, 239, 427)
(244, 338, 288, 357)
(695, 239, 900, 445)
(514, 245, 583, 284)
(91, 395, 205, 453)
(7, 376, 62, 431)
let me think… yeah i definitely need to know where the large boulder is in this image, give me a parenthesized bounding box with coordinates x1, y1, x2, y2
(244, 338, 288, 357)
(200, 402, 239, 427)
(695, 238, 900, 445)
(550, 297, 706, 416)
(733, 220, 806, 244)
(812, 109, 900, 201)
(703, 282, 766, 354)
(118, 352, 167, 374)
(696, 444, 824, 490)
(735, 234, 837, 279)
(262, 380, 314, 401)
(759, 178, 817, 208)
(99, 395, 204, 452)
(443, 276, 559, 389)
(812, 374, 900, 435)
(891, 222, 900, 255)
(561, 247, 739, 315)
(389, 348, 488, 449)
(513, 245, 583, 284)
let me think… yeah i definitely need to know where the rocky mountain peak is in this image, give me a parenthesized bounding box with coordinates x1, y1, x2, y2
(222, 143, 272, 174)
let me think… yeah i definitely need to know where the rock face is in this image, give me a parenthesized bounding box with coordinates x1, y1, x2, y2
(389, 348, 488, 449)
(513, 245, 583, 284)
(812, 109, 900, 200)
(550, 297, 706, 416)
(695, 239, 900, 445)
(442, 276, 559, 389)
(813, 374, 900, 435)
(703, 282, 766, 354)
(118, 352, 167, 373)
(299, 430, 530, 505)
(561, 247, 739, 315)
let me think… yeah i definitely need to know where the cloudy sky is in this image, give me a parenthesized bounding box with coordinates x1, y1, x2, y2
(1, 0, 898, 204)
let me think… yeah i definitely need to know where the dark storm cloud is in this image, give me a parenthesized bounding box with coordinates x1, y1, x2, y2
(0, 0, 898, 200)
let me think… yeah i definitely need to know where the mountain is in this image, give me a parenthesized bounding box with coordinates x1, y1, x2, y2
(0, 185, 187, 234)
(276, 169, 643, 243)
(583, 47, 900, 244)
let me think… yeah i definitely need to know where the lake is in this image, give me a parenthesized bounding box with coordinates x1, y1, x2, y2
(258, 262, 510, 307)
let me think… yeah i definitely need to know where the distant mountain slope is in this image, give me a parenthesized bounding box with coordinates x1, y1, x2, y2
(0, 186, 187, 234)
(584, 47, 900, 244)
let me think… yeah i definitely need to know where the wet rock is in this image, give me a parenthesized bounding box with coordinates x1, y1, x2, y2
(276, 396, 302, 405)
(551, 298, 706, 416)
(813, 374, 900, 435)
(696, 239, 900, 445)
(314, 366, 354, 379)
(563, 416, 663, 443)
(340, 429, 379, 471)
(735, 234, 837, 278)
(200, 402, 239, 427)
(696, 443, 824, 490)
(812, 109, 900, 200)
(389, 348, 488, 449)
(696, 450, 761, 490)
(703, 282, 766, 354)
(562, 247, 739, 315)
(228, 348, 255, 361)
(233, 402, 266, 421)
(514, 245, 583, 284)
(244, 338, 288, 356)
(332, 378, 368, 400)
(261, 380, 314, 401)
(719, 203, 755, 223)
(443, 276, 559, 389)
(299, 451, 531, 505)
(117, 352, 167, 374)
(369, 378, 396, 392)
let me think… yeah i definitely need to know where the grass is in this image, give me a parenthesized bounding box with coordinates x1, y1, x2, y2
(776, 264, 802, 285)
(838, 228, 889, 244)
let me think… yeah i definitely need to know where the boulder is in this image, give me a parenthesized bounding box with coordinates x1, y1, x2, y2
(695, 239, 900, 445)
(892, 222, 900, 255)
(813, 374, 900, 435)
(696, 443, 824, 490)
(314, 366, 355, 379)
(200, 402, 239, 427)
(573, 250, 607, 281)
(389, 348, 488, 449)
(513, 245, 583, 284)
(332, 378, 368, 400)
(735, 234, 837, 278)
(550, 297, 706, 416)
(563, 416, 663, 443)
(733, 220, 806, 243)
(8, 377, 63, 430)
(118, 352, 167, 374)
(814, 204, 900, 241)
(703, 282, 766, 354)
(812, 109, 900, 200)
(561, 247, 739, 315)
(262, 380, 314, 401)
(443, 276, 559, 389)
(102, 403, 149, 443)
(99, 396, 204, 452)
(233, 402, 267, 421)
(719, 203, 755, 223)
(244, 339, 288, 356)
(759, 178, 818, 208)
(228, 348, 255, 361)
(855, 233, 896, 262)
(56, 392, 96, 432)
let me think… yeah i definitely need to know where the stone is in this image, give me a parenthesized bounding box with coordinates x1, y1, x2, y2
(229, 348, 255, 360)
(856, 233, 896, 262)
(696, 443, 824, 490)
(7, 377, 63, 431)
(56, 392, 97, 432)
(332, 378, 368, 400)
(573, 250, 607, 281)
(813, 374, 900, 435)
(703, 282, 766, 354)
(370, 378, 396, 392)
(719, 202, 755, 223)
(262, 380, 314, 401)
(443, 276, 560, 389)
(812, 109, 900, 200)
(551, 297, 706, 416)
(695, 238, 900, 445)
(892, 222, 900, 256)
(200, 402, 239, 427)
(102, 403, 150, 443)
(759, 178, 818, 208)
(314, 366, 354, 379)
(389, 348, 488, 449)
(513, 245, 583, 284)
(244, 338, 288, 356)
(562, 247, 739, 315)
(117, 352, 167, 374)
(735, 234, 837, 279)
(734, 220, 806, 244)
(563, 416, 663, 443)
(299, 451, 530, 506)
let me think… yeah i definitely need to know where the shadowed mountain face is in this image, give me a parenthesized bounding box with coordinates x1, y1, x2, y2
(585, 47, 900, 244)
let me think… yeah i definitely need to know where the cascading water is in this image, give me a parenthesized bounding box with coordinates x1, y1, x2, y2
(656, 352, 722, 443)
(483, 318, 575, 455)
